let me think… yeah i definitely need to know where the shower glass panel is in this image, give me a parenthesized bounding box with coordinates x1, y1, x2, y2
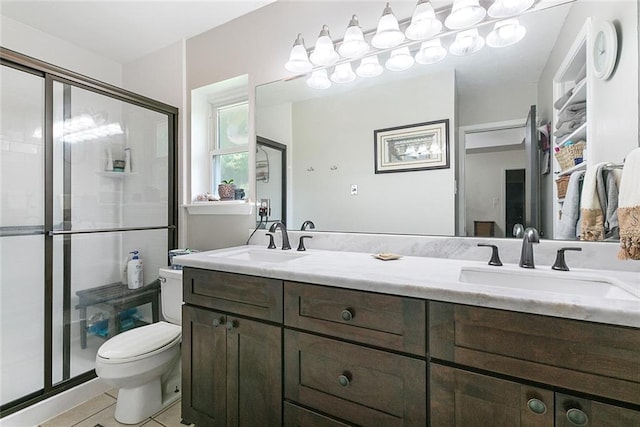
(51, 81, 171, 384)
(0, 65, 45, 406)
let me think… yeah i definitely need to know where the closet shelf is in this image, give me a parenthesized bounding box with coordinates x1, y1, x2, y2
(97, 171, 138, 178)
(557, 122, 587, 147)
(558, 80, 587, 113)
(557, 162, 587, 177)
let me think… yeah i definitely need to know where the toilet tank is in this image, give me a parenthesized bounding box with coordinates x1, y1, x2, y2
(158, 268, 183, 325)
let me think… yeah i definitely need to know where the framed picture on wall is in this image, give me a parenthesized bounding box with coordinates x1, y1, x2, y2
(374, 119, 450, 174)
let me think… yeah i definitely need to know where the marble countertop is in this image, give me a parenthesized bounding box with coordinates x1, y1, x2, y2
(174, 245, 640, 328)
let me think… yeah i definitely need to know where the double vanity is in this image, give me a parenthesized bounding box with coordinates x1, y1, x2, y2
(175, 240, 640, 426)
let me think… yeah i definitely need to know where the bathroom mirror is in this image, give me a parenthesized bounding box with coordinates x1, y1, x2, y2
(255, 0, 639, 239)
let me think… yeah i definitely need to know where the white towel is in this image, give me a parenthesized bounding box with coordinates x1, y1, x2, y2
(557, 170, 585, 240)
(579, 163, 607, 241)
(618, 148, 640, 260)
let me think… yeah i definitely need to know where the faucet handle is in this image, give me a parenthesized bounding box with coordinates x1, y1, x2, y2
(265, 233, 276, 249)
(297, 235, 313, 251)
(477, 244, 503, 266)
(552, 247, 582, 271)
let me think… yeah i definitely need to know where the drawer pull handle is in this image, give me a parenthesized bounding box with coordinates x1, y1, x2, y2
(212, 317, 224, 328)
(566, 408, 589, 426)
(527, 398, 547, 415)
(338, 373, 351, 387)
(225, 320, 238, 331)
(341, 309, 354, 322)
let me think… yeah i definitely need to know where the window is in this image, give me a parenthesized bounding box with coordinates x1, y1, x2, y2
(211, 100, 249, 197)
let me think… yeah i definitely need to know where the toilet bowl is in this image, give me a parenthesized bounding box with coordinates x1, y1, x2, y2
(95, 267, 183, 424)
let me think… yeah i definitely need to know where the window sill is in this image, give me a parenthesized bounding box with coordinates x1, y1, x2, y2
(183, 201, 253, 215)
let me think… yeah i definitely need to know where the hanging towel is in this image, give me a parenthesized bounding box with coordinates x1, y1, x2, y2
(557, 170, 585, 240)
(579, 163, 607, 241)
(618, 148, 640, 260)
(600, 168, 621, 240)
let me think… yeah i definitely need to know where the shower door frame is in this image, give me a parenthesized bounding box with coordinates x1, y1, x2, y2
(0, 47, 178, 417)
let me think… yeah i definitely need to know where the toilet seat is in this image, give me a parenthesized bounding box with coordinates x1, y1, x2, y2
(98, 321, 181, 364)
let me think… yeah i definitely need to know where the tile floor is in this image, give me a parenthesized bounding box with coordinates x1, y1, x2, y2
(39, 390, 192, 427)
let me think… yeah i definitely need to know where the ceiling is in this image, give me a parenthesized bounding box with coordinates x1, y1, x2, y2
(0, 0, 276, 64)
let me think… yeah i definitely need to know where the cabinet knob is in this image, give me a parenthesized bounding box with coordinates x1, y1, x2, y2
(566, 408, 589, 426)
(225, 320, 238, 331)
(338, 373, 351, 387)
(212, 317, 224, 328)
(341, 308, 354, 322)
(527, 398, 547, 415)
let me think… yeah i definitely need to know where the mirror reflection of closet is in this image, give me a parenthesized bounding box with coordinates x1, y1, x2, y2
(256, 136, 287, 228)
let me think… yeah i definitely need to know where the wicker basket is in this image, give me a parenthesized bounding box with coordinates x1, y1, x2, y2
(556, 175, 570, 199)
(555, 140, 586, 170)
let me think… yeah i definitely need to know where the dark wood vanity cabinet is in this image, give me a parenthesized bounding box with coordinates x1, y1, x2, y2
(429, 301, 640, 426)
(181, 268, 283, 427)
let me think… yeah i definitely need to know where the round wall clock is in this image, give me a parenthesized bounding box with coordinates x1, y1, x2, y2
(592, 20, 618, 80)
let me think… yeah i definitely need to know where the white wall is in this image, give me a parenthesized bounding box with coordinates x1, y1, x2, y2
(290, 71, 456, 235)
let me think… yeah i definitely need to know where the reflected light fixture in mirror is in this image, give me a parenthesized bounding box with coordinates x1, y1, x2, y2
(284, 33, 312, 73)
(339, 15, 370, 58)
(486, 18, 526, 47)
(356, 55, 384, 78)
(444, 0, 486, 30)
(449, 28, 485, 56)
(405, 0, 442, 40)
(371, 3, 405, 48)
(309, 25, 339, 66)
(306, 69, 331, 90)
(286, 0, 538, 90)
(488, 0, 535, 18)
(331, 62, 357, 83)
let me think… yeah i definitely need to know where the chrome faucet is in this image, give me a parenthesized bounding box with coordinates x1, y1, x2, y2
(268, 222, 291, 250)
(301, 220, 315, 231)
(519, 227, 540, 268)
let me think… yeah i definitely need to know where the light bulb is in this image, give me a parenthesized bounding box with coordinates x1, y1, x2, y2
(405, 0, 442, 41)
(371, 3, 405, 49)
(285, 33, 312, 73)
(338, 15, 369, 58)
(385, 47, 415, 71)
(444, 0, 486, 30)
(331, 63, 357, 84)
(488, 0, 534, 18)
(449, 28, 485, 55)
(415, 38, 447, 64)
(306, 69, 332, 90)
(487, 18, 526, 47)
(356, 55, 384, 78)
(309, 25, 339, 66)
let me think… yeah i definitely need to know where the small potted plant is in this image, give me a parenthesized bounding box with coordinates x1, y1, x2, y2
(217, 179, 236, 200)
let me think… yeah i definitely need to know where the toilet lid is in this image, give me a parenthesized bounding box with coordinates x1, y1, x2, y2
(98, 321, 181, 360)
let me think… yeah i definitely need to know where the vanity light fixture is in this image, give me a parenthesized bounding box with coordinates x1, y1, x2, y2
(488, 0, 535, 18)
(285, 33, 313, 73)
(309, 25, 339, 66)
(449, 28, 485, 56)
(371, 3, 405, 49)
(415, 38, 447, 64)
(306, 69, 332, 90)
(288, 0, 544, 90)
(339, 15, 370, 58)
(331, 62, 357, 83)
(444, 0, 486, 30)
(356, 55, 384, 78)
(385, 46, 415, 71)
(486, 18, 526, 48)
(405, 0, 442, 41)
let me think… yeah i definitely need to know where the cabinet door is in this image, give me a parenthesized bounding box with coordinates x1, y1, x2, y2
(556, 394, 640, 427)
(226, 315, 282, 427)
(430, 363, 553, 427)
(182, 305, 227, 426)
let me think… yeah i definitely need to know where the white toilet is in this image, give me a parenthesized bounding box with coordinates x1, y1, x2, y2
(95, 268, 183, 424)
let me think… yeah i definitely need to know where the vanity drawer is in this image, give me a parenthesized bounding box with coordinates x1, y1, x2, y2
(284, 282, 426, 355)
(183, 267, 283, 322)
(283, 402, 352, 427)
(429, 302, 640, 405)
(284, 330, 426, 426)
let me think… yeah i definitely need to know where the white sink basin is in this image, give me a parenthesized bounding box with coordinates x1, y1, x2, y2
(208, 247, 308, 263)
(459, 266, 639, 301)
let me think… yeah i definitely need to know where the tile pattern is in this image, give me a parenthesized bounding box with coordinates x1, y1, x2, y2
(39, 391, 192, 427)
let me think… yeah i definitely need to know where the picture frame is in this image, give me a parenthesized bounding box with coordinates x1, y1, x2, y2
(374, 119, 450, 174)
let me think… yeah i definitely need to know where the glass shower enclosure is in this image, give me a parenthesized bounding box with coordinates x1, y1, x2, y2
(0, 48, 178, 415)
